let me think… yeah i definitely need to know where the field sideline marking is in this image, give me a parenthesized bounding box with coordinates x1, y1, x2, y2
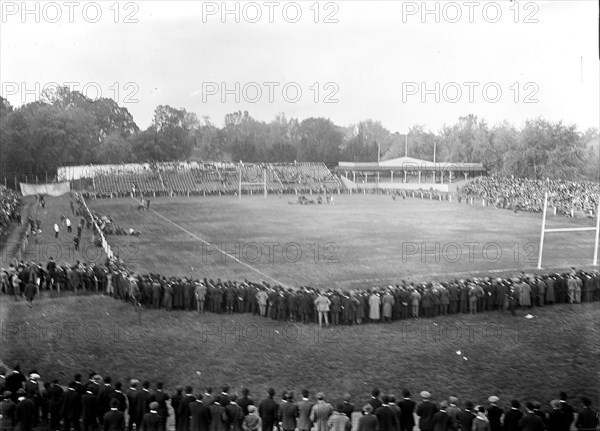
(133, 198, 290, 288)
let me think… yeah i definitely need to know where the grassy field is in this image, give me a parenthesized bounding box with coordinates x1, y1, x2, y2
(1, 193, 598, 413)
(2, 295, 599, 408)
(84, 194, 599, 289)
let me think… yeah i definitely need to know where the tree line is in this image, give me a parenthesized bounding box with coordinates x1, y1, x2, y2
(0, 87, 597, 187)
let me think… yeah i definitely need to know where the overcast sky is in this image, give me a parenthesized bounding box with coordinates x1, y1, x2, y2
(1, 1, 598, 133)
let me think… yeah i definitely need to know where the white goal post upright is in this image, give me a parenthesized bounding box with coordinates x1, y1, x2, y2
(238, 164, 267, 200)
(537, 192, 600, 269)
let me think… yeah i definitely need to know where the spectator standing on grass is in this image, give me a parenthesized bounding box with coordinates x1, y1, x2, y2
(309, 393, 333, 431)
(486, 396, 502, 431)
(456, 402, 475, 431)
(296, 390, 313, 431)
(398, 390, 415, 431)
(471, 406, 489, 431)
(103, 399, 125, 431)
(559, 392, 575, 430)
(502, 400, 523, 431)
(416, 391, 437, 431)
(357, 404, 378, 431)
(431, 400, 454, 431)
(15, 390, 35, 431)
(314, 294, 331, 327)
(575, 397, 599, 430)
(141, 402, 162, 431)
(190, 394, 211, 431)
(369, 290, 381, 322)
(242, 406, 261, 431)
(374, 395, 398, 431)
(54, 223, 59, 239)
(1, 391, 16, 431)
(518, 402, 545, 431)
(66, 218, 72, 233)
(327, 402, 351, 431)
(258, 389, 278, 431)
(24, 280, 36, 308)
(547, 400, 566, 431)
(208, 399, 227, 431)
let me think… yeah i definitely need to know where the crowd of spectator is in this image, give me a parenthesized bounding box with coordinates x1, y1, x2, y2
(2, 251, 599, 325)
(0, 186, 21, 238)
(0, 367, 598, 431)
(461, 177, 600, 217)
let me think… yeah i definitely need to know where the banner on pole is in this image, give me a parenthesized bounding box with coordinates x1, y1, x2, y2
(20, 182, 70, 197)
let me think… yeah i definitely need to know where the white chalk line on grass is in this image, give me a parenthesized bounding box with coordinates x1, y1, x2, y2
(132, 198, 290, 288)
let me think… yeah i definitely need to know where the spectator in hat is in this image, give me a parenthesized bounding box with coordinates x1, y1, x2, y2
(177, 386, 196, 431)
(559, 392, 575, 430)
(61, 382, 82, 431)
(141, 402, 162, 431)
(368, 389, 382, 412)
(446, 397, 460, 427)
(208, 397, 227, 431)
(190, 394, 212, 431)
(374, 395, 398, 431)
(575, 397, 599, 430)
(416, 392, 437, 431)
(1, 391, 16, 431)
(15, 389, 35, 431)
(431, 400, 453, 431)
(258, 389, 278, 431)
(547, 400, 566, 431)
(238, 389, 254, 418)
(357, 404, 378, 431)
(327, 402, 351, 431)
(472, 406, 489, 431)
(486, 396, 502, 431)
(517, 402, 544, 431)
(226, 394, 244, 431)
(242, 406, 261, 431)
(503, 400, 523, 431)
(340, 394, 353, 420)
(309, 393, 332, 431)
(456, 402, 475, 431)
(151, 383, 170, 430)
(103, 398, 125, 431)
(278, 393, 297, 431)
(297, 390, 313, 431)
(398, 390, 415, 431)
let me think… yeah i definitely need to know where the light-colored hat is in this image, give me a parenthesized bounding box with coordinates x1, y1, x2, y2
(420, 391, 431, 399)
(488, 396, 500, 403)
(30, 373, 41, 380)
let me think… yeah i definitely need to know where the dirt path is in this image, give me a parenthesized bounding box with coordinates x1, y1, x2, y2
(0, 197, 35, 370)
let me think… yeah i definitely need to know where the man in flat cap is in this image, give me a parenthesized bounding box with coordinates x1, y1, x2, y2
(487, 396, 502, 431)
(398, 390, 415, 431)
(416, 392, 437, 431)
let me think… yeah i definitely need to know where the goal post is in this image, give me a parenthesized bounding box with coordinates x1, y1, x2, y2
(537, 192, 600, 269)
(238, 165, 267, 199)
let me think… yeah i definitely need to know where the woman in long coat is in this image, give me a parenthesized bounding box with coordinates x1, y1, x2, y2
(369, 292, 380, 321)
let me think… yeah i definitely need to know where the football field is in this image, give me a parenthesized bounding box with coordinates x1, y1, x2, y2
(87, 194, 598, 289)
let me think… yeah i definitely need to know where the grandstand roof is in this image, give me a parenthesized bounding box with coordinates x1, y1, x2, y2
(338, 156, 485, 172)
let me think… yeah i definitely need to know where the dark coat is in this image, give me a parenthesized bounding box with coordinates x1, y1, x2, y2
(397, 399, 416, 428)
(61, 388, 82, 419)
(104, 409, 125, 431)
(142, 412, 163, 431)
(357, 414, 379, 431)
(15, 398, 36, 431)
(432, 411, 455, 431)
(190, 401, 212, 431)
(374, 405, 399, 431)
(416, 401, 438, 431)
